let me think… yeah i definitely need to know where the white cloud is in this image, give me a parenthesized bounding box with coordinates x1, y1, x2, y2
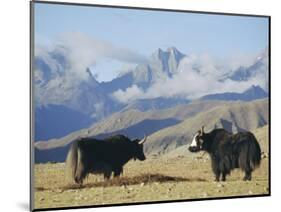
(35, 32, 147, 80)
(35, 37, 267, 105)
(111, 85, 144, 103)
(111, 52, 268, 103)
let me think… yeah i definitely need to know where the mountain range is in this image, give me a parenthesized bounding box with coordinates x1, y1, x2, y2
(35, 98, 268, 163)
(34, 46, 269, 155)
(200, 85, 268, 101)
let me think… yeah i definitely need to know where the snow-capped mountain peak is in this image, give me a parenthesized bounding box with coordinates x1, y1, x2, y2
(35, 46, 268, 123)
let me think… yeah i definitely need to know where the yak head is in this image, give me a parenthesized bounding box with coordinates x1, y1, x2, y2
(188, 126, 207, 153)
(132, 135, 147, 161)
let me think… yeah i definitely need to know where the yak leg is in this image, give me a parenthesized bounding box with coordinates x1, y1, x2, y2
(221, 161, 231, 181)
(103, 165, 112, 180)
(103, 171, 112, 180)
(243, 170, 252, 181)
(215, 172, 221, 182)
(221, 172, 227, 181)
(213, 165, 221, 181)
(75, 164, 87, 185)
(113, 167, 123, 178)
(212, 158, 221, 181)
(242, 161, 252, 181)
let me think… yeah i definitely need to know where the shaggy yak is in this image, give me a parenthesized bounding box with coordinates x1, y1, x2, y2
(188, 126, 261, 181)
(66, 134, 147, 184)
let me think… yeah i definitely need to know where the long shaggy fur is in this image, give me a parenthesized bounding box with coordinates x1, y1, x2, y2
(65, 140, 79, 183)
(65, 135, 146, 185)
(189, 128, 261, 181)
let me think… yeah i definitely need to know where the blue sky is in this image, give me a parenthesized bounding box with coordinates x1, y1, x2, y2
(34, 2, 269, 82)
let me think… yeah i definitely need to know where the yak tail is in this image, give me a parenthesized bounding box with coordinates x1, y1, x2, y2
(65, 139, 80, 184)
(248, 133, 262, 170)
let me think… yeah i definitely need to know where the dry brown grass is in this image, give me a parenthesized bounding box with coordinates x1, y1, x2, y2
(36, 173, 206, 192)
(34, 156, 269, 210)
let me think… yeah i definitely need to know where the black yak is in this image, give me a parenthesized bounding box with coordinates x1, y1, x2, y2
(66, 134, 147, 184)
(188, 126, 261, 181)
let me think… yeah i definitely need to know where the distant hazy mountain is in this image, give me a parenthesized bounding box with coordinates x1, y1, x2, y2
(109, 47, 185, 90)
(222, 48, 269, 91)
(35, 104, 93, 141)
(33, 47, 188, 141)
(122, 97, 190, 112)
(35, 47, 186, 109)
(201, 85, 268, 101)
(229, 49, 268, 83)
(34, 46, 268, 142)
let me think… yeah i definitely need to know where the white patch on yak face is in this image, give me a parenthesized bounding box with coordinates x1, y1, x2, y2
(189, 132, 205, 150)
(190, 132, 200, 147)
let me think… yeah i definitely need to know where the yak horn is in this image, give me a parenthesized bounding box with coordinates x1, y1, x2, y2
(139, 135, 147, 144)
(201, 126, 205, 134)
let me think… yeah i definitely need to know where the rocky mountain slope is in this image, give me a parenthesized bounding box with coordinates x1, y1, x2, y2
(143, 98, 268, 156)
(34, 98, 268, 163)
